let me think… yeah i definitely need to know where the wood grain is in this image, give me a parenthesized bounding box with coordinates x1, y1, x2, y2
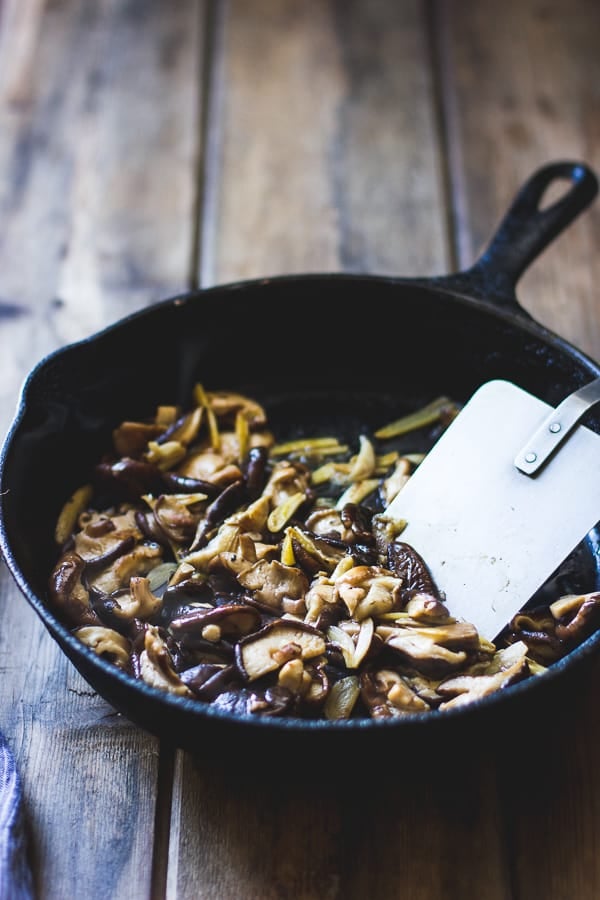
(0, 1, 202, 897)
(437, 0, 600, 360)
(0, 0, 201, 430)
(498, 663, 600, 900)
(0, 0, 598, 897)
(201, 0, 449, 286)
(168, 753, 509, 900)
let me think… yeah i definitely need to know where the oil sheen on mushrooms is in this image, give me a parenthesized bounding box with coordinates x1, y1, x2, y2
(49, 387, 599, 721)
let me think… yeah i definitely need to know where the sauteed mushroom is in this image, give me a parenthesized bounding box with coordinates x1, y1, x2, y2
(48, 387, 593, 721)
(236, 619, 326, 682)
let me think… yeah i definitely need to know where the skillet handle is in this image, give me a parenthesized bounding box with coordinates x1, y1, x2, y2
(435, 160, 599, 315)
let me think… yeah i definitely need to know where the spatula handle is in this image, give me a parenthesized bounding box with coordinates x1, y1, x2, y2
(515, 378, 600, 475)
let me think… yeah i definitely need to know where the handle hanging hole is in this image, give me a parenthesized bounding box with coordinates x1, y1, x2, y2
(537, 174, 581, 211)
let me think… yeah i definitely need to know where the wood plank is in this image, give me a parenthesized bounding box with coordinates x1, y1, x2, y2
(437, 0, 600, 361)
(1, 562, 160, 898)
(168, 2, 508, 898)
(498, 661, 600, 900)
(200, 0, 449, 286)
(169, 752, 508, 900)
(440, 2, 600, 898)
(0, 0, 201, 428)
(0, 0, 202, 896)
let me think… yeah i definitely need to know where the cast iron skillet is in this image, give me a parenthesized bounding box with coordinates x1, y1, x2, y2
(1, 160, 599, 762)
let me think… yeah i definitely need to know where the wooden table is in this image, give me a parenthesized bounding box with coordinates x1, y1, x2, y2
(1, 1, 599, 897)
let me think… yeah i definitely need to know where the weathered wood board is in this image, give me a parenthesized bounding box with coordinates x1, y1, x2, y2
(0, 1, 202, 897)
(0, 0, 599, 897)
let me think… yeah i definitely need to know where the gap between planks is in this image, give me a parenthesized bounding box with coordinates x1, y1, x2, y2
(151, 1, 224, 896)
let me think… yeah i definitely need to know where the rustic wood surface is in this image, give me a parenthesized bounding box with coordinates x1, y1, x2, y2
(0, 1, 599, 898)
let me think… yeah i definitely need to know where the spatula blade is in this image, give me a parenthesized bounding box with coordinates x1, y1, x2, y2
(385, 380, 600, 641)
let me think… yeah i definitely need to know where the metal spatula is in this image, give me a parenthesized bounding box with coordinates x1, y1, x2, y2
(385, 378, 600, 641)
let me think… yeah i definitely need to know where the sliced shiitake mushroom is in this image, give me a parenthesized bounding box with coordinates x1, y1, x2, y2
(156, 406, 203, 447)
(113, 421, 166, 458)
(87, 542, 163, 596)
(74, 625, 132, 668)
(179, 662, 240, 701)
(360, 668, 431, 718)
(94, 458, 165, 500)
(161, 472, 221, 497)
(437, 641, 532, 709)
(334, 565, 403, 620)
(190, 480, 246, 549)
(236, 619, 326, 682)
(49, 551, 101, 628)
(243, 446, 269, 500)
(153, 493, 208, 544)
(205, 391, 267, 428)
(72, 509, 140, 564)
(54, 484, 93, 547)
(386, 540, 440, 600)
(287, 526, 347, 575)
(106, 576, 163, 622)
(170, 603, 262, 641)
(553, 592, 600, 646)
(237, 559, 309, 611)
(138, 625, 193, 697)
(376, 623, 477, 678)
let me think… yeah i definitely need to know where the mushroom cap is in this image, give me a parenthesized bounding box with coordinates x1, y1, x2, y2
(170, 603, 262, 640)
(236, 619, 326, 682)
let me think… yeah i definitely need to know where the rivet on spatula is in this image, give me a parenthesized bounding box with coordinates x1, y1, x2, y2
(524, 452, 537, 463)
(549, 422, 561, 433)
